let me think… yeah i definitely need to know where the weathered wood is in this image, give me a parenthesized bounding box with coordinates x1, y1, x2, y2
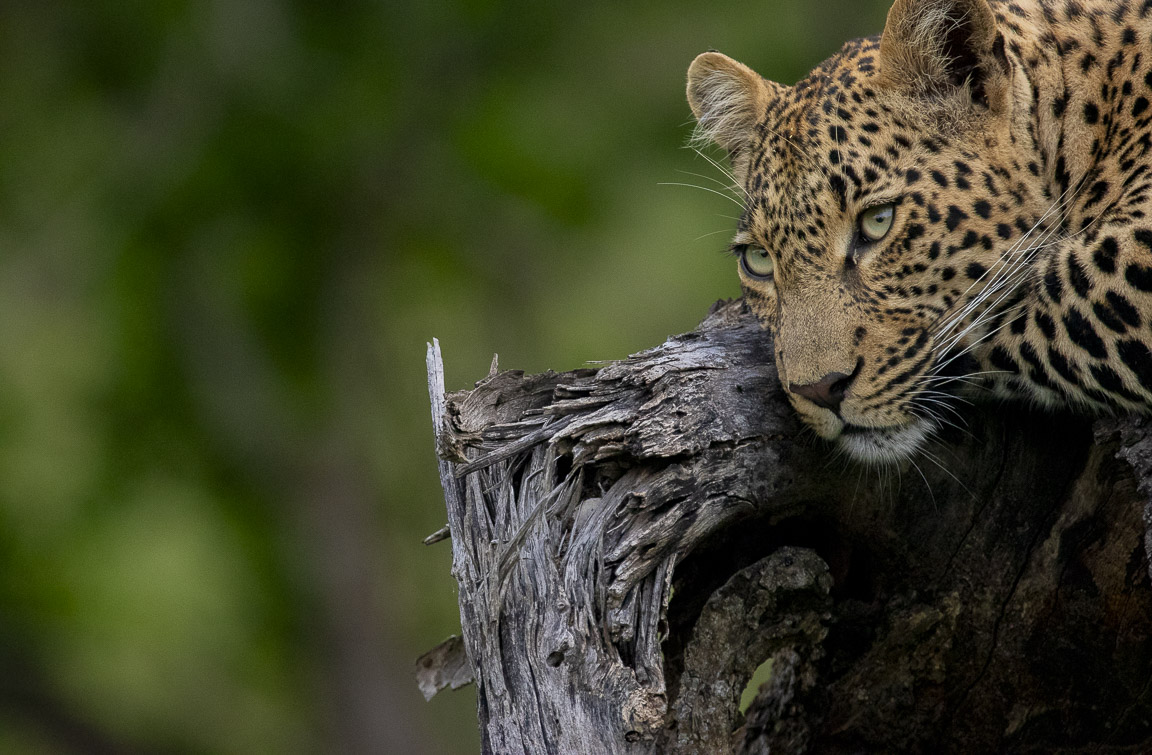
(415, 635, 472, 701)
(663, 547, 832, 754)
(423, 300, 1152, 754)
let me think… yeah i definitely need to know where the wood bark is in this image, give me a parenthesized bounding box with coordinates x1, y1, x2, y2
(419, 299, 1152, 754)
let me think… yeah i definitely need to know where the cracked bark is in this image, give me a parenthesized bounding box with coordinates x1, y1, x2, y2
(420, 299, 1152, 754)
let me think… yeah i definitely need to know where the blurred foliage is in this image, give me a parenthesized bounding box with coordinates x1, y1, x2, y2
(0, 0, 889, 751)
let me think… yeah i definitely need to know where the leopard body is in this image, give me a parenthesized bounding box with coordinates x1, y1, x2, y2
(687, 0, 1152, 461)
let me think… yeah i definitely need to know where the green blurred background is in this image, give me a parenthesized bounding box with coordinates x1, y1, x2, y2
(0, 0, 889, 751)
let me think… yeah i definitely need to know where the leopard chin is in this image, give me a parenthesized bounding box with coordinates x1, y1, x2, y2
(835, 419, 934, 463)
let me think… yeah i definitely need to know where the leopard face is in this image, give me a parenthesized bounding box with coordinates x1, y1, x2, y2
(687, 0, 1152, 462)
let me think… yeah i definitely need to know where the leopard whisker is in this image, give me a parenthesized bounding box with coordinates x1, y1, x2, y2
(909, 394, 971, 429)
(932, 234, 1065, 360)
(930, 175, 1089, 344)
(916, 445, 975, 498)
(913, 390, 972, 412)
(676, 168, 743, 194)
(690, 148, 748, 199)
(932, 215, 1067, 348)
(934, 202, 1096, 367)
(918, 369, 1008, 386)
(906, 454, 938, 511)
(931, 297, 1032, 375)
(657, 181, 746, 208)
(932, 167, 1104, 356)
(696, 228, 744, 242)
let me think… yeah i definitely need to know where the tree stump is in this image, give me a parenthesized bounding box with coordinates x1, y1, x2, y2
(418, 299, 1152, 754)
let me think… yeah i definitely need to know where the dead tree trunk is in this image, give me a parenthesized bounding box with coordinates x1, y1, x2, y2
(418, 299, 1152, 754)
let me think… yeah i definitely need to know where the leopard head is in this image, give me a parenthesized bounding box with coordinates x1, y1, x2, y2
(687, 0, 1050, 462)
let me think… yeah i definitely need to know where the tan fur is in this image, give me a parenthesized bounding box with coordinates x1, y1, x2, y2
(688, 0, 1152, 462)
(686, 53, 775, 154)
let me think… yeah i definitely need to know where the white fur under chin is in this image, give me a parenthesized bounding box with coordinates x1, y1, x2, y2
(837, 419, 934, 463)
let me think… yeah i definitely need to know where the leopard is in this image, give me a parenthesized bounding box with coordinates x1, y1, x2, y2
(687, 0, 1152, 463)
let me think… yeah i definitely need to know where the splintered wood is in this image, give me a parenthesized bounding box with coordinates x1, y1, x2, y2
(423, 300, 1152, 754)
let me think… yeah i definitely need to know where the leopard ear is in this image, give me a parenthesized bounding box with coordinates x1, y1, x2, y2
(687, 52, 778, 154)
(878, 0, 1008, 106)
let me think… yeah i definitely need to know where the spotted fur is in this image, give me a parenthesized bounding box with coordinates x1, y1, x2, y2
(687, 0, 1152, 462)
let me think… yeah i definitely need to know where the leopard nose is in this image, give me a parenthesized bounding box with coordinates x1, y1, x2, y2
(789, 370, 855, 413)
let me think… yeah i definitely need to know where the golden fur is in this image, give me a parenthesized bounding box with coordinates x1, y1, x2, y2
(689, 0, 1152, 461)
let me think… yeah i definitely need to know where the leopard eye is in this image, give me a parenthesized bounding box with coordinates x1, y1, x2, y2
(739, 246, 775, 279)
(858, 202, 895, 242)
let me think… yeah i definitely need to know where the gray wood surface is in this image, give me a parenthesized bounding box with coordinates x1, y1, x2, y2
(422, 299, 1152, 754)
